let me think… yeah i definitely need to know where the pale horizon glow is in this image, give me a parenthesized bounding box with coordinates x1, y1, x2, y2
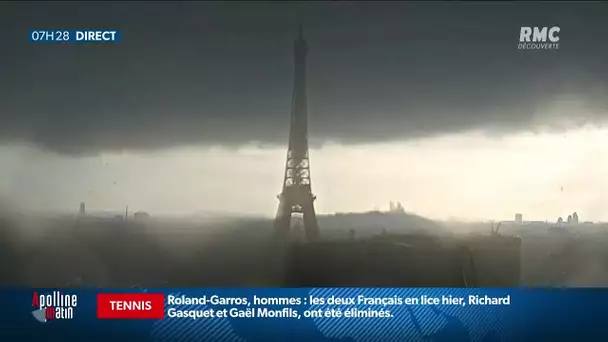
(1, 126, 607, 222)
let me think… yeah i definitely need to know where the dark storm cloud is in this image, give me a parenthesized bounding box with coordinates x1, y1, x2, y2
(1, 2, 608, 154)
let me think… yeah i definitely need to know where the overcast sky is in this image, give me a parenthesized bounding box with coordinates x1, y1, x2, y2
(1, 2, 608, 221)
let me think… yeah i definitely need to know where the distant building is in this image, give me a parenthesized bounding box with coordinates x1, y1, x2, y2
(515, 213, 523, 224)
(572, 212, 579, 224)
(79, 202, 86, 216)
(389, 201, 405, 213)
(557, 217, 563, 224)
(134, 211, 150, 220)
(567, 215, 573, 224)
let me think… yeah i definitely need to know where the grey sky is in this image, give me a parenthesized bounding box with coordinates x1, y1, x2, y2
(1, 2, 608, 221)
(2, 2, 608, 154)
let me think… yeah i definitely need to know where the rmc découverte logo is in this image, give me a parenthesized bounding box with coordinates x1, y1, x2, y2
(518, 26, 560, 50)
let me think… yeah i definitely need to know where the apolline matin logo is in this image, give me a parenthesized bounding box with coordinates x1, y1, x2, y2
(31, 291, 78, 323)
(518, 26, 560, 50)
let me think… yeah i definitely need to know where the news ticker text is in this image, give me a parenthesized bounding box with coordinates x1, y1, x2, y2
(96, 293, 511, 320)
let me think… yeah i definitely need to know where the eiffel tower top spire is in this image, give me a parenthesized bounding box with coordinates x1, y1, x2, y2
(294, 24, 307, 58)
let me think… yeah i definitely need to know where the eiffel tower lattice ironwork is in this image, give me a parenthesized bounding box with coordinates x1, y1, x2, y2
(274, 26, 320, 242)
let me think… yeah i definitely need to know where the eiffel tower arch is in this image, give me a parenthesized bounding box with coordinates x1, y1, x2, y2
(274, 26, 320, 242)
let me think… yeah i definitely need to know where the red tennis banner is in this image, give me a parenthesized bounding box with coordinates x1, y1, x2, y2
(97, 293, 165, 319)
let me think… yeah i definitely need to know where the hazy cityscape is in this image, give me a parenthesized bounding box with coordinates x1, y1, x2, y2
(3, 2, 608, 288)
(1, 198, 608, 287)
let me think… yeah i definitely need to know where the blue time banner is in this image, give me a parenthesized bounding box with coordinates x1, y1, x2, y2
(2, 288, 607, 341)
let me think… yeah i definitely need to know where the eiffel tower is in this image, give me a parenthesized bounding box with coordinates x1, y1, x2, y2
(274, 26, 320, 242)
